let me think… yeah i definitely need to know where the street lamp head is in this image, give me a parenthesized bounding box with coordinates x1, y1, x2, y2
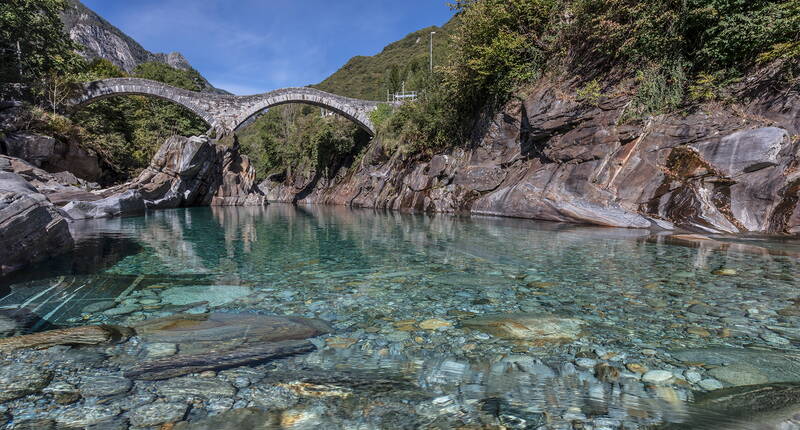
(431, 31, 437, 35)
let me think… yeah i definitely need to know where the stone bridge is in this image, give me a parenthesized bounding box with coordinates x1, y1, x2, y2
(68, 78, 385, 136)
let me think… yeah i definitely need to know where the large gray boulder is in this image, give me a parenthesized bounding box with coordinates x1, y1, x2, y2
(119, 135, 266, 209)
(62, 189, 146, 220)
(0, 172, 73, 275)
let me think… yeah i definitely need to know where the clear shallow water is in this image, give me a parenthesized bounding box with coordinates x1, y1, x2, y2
(2, 205, 800, 429)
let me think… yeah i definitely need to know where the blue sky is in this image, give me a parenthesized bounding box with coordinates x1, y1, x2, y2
(82, 0, 454, 95)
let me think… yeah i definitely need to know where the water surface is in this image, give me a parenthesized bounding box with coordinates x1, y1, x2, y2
(2, 205, 800, 429)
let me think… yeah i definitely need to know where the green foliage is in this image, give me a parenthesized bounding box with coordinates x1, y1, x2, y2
(688, 72, 725, 102)
(445, 0, 556, 102)
(132, 62, 206, 92)
(685, 0, 800, 76)
(315, 22, 455, 100)
(238, 105, 369, 181)
(571, 0, 800, 77)
(576, 79, 603, 106)
(626, 61, 687, 120)
(0, 0, 83, 83)
(368, 104, 394, 130)
(570, 0, 685, 64)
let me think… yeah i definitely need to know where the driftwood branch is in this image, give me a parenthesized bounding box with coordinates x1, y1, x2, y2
(124, 340, 316, 381)
(0, 325, 133, 354)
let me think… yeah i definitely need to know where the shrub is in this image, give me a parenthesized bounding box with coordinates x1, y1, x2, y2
(576, 79, 603, 106)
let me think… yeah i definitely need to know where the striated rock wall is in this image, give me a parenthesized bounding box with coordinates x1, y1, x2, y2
(261, 79, 800, 235)
(104, 135, 267, 212)
(0, 171, 73, 275)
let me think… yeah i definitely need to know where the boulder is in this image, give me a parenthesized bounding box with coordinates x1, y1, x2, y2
(0, 154, 99, 205)
(129, 402, 188, 427)
(462, 313, 585, 344)
(120, 135, 266, 209)
(1, 132, 102, 181)
(0, 172, 73, 275)
(61, 189, 146, 220)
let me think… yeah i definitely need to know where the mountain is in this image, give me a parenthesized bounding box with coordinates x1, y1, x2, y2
(314, 20, 456, 100)
(60, 0, 226, 94)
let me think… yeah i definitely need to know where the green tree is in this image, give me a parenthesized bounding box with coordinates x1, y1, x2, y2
(0, 0, 82, 83)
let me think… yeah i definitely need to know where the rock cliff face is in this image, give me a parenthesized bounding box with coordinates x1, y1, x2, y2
(60, 0, 224, 94)
(0, 165, 73, 275)
(54, 135, 266, 221)
(261, 77, 800, 235)
(120, 135, 267, 209)
(0, 134, 264, 273)
(0, 102, 102, 182)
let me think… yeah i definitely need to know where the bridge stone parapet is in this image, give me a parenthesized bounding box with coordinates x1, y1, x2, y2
(69, 78, 386, 136)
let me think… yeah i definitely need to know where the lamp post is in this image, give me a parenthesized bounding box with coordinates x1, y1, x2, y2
(429, 31, 437, 73)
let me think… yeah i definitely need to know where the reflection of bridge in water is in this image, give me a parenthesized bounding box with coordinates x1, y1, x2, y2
(68, 78, 386, 136)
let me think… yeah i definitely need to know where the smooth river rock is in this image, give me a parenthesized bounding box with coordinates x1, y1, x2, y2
(173, 408, 280, 430)
(672, 348, 800, 387)
(660, 383, 800, 429)
(158, 285, 253, 308)
(128, 402, 188, 427)
(155, 376, 237, 400)
(0, 363, 53, 402)
(462, 313, 584, 343)
(134, 312, 332, 347)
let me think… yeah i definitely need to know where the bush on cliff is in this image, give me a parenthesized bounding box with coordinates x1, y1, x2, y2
(375, 0, 800, 152)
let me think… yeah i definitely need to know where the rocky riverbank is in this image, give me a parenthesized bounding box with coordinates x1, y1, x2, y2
(0, 131, 266, 275)
(261, 73, 800, 235)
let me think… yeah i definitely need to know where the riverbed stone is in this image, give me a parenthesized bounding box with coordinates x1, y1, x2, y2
(158, 285, 253, 307)
(44, 382, 81, 405)
(79, 375, 132, 398)
(672, 348, 800, 386)
(104, 303, 142, 316)
(146, 342, 178, 358)
(462, 313, 584, 343)
(173, 408, 279, 430)
(128, 402, 188, 427)
(0, 363, 53, 402)
(680, 383, 800, 429)
(0, 315, 17, 337)
(134, 312, 331, 354)
(698, 378, 724, 391)
(244, 385, 299, 409)
(708, 363, 771, 386)
(642, 370, 674, 384)
(82, 301, 116, 314)
(419, 318, 452, 330)
(155, 376, 236, 400)
(53, 404, 121, 428)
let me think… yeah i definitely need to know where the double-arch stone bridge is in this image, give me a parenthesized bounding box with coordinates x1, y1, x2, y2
(68, 78, 384, 136)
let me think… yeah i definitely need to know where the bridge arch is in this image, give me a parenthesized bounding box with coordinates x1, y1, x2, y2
(232, 88, 380, 135)
(68, 78, 384, 136)
(69, 78, 223, 130)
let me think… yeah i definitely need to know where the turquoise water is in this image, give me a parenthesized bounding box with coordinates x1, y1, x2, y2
(2, 205, 800, 429)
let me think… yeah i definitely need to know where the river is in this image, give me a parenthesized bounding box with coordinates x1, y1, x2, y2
(1, 204, 799, 429)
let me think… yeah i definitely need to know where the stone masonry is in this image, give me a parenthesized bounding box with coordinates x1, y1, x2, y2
(69, 78, 384, 135)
